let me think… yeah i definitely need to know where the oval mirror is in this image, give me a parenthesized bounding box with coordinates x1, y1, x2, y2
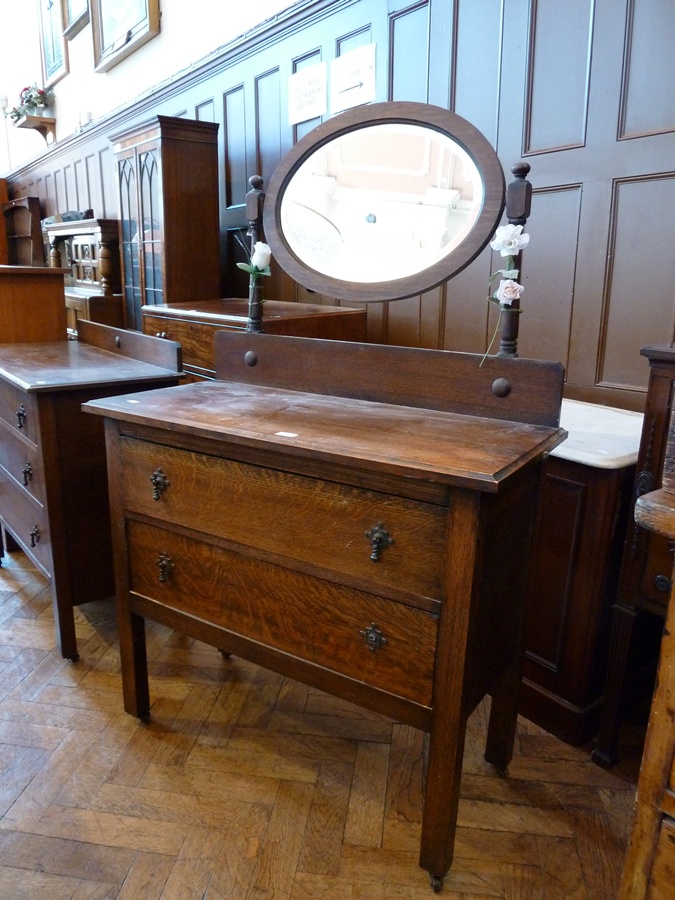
(263, 101, 506, 303)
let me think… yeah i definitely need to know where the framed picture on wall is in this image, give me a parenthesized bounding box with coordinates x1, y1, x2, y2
(62, 0, 90, 40)
(37, 0, 69, 87)
(90, 0, 160, 73)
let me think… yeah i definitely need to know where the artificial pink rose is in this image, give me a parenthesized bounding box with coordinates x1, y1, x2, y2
(495, 279, 524, 306)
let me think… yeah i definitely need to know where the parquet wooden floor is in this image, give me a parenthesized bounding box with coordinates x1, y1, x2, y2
(0, 548, 646, 899)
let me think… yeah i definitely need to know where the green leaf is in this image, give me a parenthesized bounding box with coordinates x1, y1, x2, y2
(236, 262, 255, 275)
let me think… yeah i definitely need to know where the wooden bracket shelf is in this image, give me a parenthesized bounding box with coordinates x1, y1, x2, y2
(14, 115, 56, 145)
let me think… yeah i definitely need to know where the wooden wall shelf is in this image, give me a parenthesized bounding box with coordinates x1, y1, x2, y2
(14, 115, 56, 145)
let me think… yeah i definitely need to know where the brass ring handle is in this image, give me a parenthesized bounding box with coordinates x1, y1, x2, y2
(16, 405, 26, 430)
(29, 525, 40, 548)
(22, 462, 32, 486)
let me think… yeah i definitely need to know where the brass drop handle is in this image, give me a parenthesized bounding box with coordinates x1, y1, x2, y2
(29, 525, 40, 548)
(22, 462, 32, 486)
(360, 622, 387, 651)
(150, 467, 170, 501)
(365, 523, 394, 561)
(16, 405, 26, 430)
(157, 552, 174, 583)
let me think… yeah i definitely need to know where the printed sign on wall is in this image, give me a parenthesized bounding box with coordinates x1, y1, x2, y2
(330, 44, 376, 114)
(288, 62, 327, 126)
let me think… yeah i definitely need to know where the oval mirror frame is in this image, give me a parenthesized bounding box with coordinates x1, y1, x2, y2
(263, 101, 506, 303)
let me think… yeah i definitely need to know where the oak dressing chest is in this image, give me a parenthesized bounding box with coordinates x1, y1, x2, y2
(84, 331, 565, 888)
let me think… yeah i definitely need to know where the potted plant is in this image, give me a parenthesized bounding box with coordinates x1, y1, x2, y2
(8, 84, 55, 122)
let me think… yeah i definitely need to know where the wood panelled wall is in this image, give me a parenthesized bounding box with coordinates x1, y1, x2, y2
(5, 0, 675, 410)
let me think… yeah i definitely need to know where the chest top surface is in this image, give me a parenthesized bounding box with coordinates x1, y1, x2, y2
(0, 321, 182, 393)
(84, 379, 565, 491)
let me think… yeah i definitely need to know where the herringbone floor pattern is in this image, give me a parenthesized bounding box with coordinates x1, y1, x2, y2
(0, 548, 645, 899)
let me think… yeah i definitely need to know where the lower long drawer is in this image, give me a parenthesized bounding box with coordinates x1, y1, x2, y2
(127, 519, 438, 707)
(0, 465, 52, 576)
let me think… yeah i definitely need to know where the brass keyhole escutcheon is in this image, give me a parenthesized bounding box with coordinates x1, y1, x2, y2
(365, 523, 394, 561)
(360, 622, 387, 652)
(150, 468, 170, 501)
(157, 552, 174, 583)
(16, 405, 26, 430)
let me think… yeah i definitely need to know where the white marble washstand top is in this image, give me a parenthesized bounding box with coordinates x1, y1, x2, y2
(550, 398, 644, 469)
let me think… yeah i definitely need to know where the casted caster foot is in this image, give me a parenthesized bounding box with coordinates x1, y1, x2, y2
(219, 650, 232, 659)
(66, 652, 80, 663)
(496, 765, 509, 778)
(429, 874, 443, 892)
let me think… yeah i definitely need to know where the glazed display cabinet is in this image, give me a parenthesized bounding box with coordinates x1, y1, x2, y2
(111, 116, 220, 330)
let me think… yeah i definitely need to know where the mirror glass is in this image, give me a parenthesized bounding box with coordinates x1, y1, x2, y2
(264, 102, 505, 303)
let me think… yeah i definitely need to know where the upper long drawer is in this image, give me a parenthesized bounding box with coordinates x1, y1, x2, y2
(117, 436, 447, 608)
(0, 382, 39, 447)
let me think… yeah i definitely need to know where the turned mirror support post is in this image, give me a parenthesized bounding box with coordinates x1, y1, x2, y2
(245, 175, 265, 334)
(497, 163, 532, 359)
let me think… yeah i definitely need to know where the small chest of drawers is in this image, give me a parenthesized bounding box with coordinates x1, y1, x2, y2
(0, 321, 182, 660)
(85, 332, 566, 890)
(141, 297, 367, 380)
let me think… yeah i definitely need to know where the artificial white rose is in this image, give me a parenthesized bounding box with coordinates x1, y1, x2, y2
(251, 242, 272, 270)
(490, 224, 530, 257)
(495, 279, 524, 306)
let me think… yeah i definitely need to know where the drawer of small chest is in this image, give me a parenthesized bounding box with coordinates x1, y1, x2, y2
(118, 437, 447, 605)
(0, 469, 51, 575)
(0, 431, 45, 504)
(127, 519, 438, 707)
(143, 316, 219, 371)
(0, 384, 39, 447)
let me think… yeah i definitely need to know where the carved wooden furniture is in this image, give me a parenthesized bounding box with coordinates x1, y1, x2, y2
(0, 321, 182, 661)
(619, 406, 675, 898)
(141, 298, 368, 380)
(520, 399, 643, 744)
(84, 331, 565, 890)
(0, 265, 68, 340)
(110, 116, 220, 330)
(2, 197, 44, 266)
(45, 217, 124, 337)
(0, 179, 8, 264)
(593, 344, 675, 768)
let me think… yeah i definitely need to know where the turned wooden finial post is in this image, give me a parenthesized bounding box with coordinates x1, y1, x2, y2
(245, 175, 265, 333)
(497, 162, 532, 358)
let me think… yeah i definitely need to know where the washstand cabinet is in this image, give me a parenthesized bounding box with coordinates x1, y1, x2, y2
(141, 298, 367, 380)
(520, 400, 643, 744)
(110, 116, 220, 330)
(45, 217, 124, 337)
(0, 321, 182, 661)
(84, 332, 565, 889)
